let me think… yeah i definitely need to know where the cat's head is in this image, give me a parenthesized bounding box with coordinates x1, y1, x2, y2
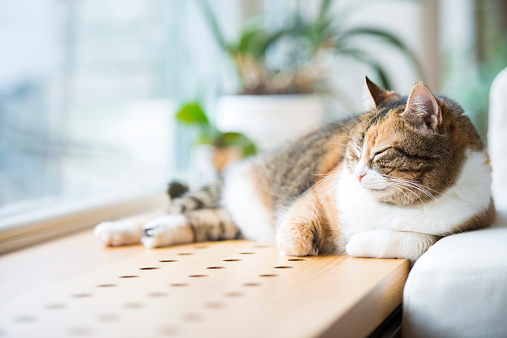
(345, 77, 485, 206)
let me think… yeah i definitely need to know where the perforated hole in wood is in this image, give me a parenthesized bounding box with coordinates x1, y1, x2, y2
(119, 275, 140, 278)
(147, 292, 167, 297)
(224, 292, 244, 297)
(124, 302, 144, 309)
(182, 313, 202, 322)
(73, 293, 93, 298)
(97, 314, 118, 322)
(204, 302, 224, 309)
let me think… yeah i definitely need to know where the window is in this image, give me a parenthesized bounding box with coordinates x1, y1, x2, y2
(0, 0, 237, 220)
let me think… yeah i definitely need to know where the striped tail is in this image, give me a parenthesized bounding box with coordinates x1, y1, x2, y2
(167, 179, 223, 214)
(142, 207, 242, 248)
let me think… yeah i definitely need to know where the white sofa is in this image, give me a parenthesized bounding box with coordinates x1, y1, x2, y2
(402, 69, 507, 337)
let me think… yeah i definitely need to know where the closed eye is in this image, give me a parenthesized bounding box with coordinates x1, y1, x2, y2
(393, 147, 437, 160)
(372, 147, 392, 160)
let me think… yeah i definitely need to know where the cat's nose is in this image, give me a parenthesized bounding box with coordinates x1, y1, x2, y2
(356, 172, 366, 182)
(354, 163, 368, 182)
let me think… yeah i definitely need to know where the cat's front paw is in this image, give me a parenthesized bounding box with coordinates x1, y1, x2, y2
(94, 220, 143, 246)
(141, 215, 194, 248)
(346, 229, 437, 261)
(346, 230, 387, 258)
(277, 221, 319, 256)
(346, 229, 397, 259)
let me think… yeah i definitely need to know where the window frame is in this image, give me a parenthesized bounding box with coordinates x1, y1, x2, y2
(0, 187, 167, 254)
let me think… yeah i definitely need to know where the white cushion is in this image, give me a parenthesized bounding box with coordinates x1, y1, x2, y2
(489, 67, 507, 207)
(402, 208, 507, 337)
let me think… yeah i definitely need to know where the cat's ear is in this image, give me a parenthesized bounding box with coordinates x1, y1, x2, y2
(364, 76, 391, 109)
(402, 82, 442, 135)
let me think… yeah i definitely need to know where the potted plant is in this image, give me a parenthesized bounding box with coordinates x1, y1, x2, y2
(175, 101, 257, 174)
(197, 0, 421, 149)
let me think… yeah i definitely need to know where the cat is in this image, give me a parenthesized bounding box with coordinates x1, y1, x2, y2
(95, 78, 495, 262)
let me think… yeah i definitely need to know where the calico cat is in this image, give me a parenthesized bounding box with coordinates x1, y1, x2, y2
(95, 78, 495, 262)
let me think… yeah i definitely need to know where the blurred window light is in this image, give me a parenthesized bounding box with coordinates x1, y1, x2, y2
(0, 0, 235, 219)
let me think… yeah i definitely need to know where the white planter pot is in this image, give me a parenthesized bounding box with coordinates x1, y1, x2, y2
(216, 95, 324, 151)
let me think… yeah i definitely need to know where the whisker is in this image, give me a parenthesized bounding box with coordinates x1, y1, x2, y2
(393, 179, 439, 195)
(386, 186, 404, 204)
(390, 183, 426, 207)
(326, 121, 352, 130)
(339, 108, 360, 128)
(389, 180, 437, 201)
(309, 171, 344, 194)
(315, 184, 339, 214)
(383, 175, 441, 195)
(381, 174, 440, 202)
(310, 170, 355, 212)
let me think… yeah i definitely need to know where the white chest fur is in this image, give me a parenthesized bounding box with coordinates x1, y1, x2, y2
(336, 150, 492, 240)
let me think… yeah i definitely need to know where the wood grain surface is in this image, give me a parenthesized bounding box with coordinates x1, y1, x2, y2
(0, 229, 409, 338)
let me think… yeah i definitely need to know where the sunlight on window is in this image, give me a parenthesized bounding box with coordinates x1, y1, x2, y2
(0, 0, 232, 216)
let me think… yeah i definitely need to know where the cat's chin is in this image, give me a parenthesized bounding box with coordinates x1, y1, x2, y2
(365, 187, 388, 192)
(363, 186, 391, 199)
(366, 188, 414, 207)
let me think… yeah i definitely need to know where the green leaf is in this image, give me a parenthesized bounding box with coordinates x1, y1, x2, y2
(218, 132, 258, 157)
(317, 0, 333, 25)
(238, 29, 267, 58)
(338, 27, 423, 79)
(236, 28, 260, 54)
(220, 132, 242, 145)
(195, 132, 214, 145)
(257, 30, 285, 57)
(242, 142, 258, 158)
(305, 19, 335, 52)
(175, 102, 210, 126)
(235, 26, 285, 60)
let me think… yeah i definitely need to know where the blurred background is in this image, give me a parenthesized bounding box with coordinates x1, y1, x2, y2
(0, 0, 506, 219)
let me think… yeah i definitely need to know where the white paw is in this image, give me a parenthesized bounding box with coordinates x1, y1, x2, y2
(346, 230, 389, 258)
(141, 215, 194, 249)
(94, 220, 143, 246)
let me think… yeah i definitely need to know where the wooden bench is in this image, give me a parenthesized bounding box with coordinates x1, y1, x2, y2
(0, 229, 409, 337)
